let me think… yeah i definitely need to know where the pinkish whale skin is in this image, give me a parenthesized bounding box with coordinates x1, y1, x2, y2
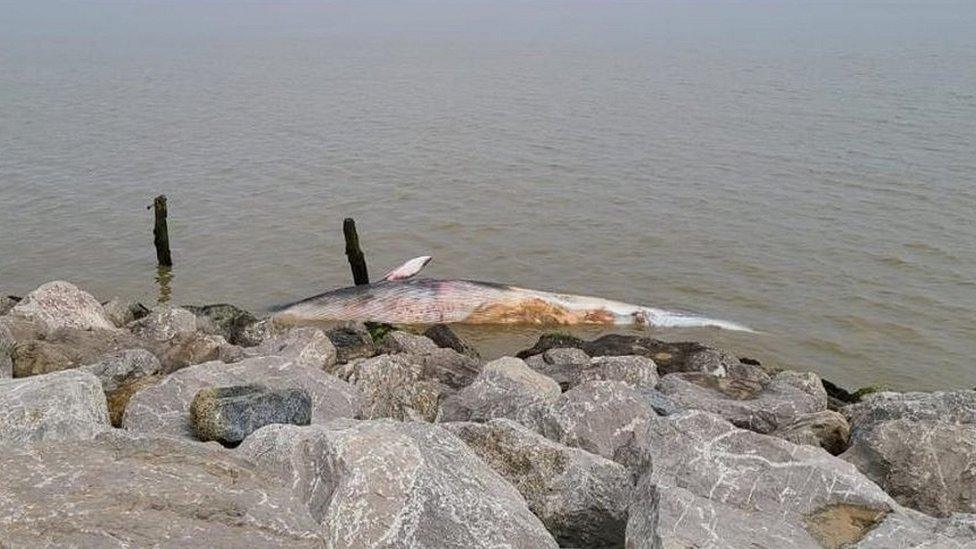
(273, 278, 752, 332)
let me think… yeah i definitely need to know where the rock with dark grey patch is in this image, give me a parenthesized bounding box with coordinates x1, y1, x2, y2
(438, 356, 560, 425)
(331, 353, 452, 422)
(0, 369, 110, 444)
(190, 384, 311, 446)
(772, 409, 851, 455)
(842, 390, 976, 517)
(656, 370, 827, 434)
(0, 295, 21, 316)
(237, 421, 558, 548)
(641, 388, 682, 416)
(102, 297, 150, 328)
(376, 330, 441, 355)
(443, 418, 632, 548)
(524, 347, 592, 389)
(0, 431, 324, 547)
(325, 321, 376, 363)
(246, 326, 337, 370)
(423, 324, 479, 358)
(79, 348, 162, 392)
(539, 381, 657, 472)
(128, 306, 198, 342)
(183, 303, 258, 346)
(122, 356, 362, 439)
(579, 355, 659, 390)
(10, 281, 117, 335)
(625, 410, 897, 549)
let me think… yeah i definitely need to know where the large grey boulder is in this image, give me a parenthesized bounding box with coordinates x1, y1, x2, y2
(102, 297, 150, 328)
(842, 391, 976, 517)
(443, 418, 632, 548)
(8, 326, 157, 377)
(657, 370, 827, 434)
(438, 356, 560, 425)
(159, 330, 237, 372)
(190, 384, 311, 446)
(79, 348, 162, 392)
(524, 347, 592, 389)
(0, 431, 324, 547)
(771, 409, 851, 455)
(122, 356, 362, 439)
(854, 509, 976, 548)
(332, 353, 452, 422)
(128, 306, 198, 342)
(325, 321, 377, 363)
(183, 303, 257, 345)
(247, 326, 337, 370)
(376, 329, 441, 354)
(10, 281, 116, 334)
(238, 421, 559, 548)
(0, 369, 110, 444)
(579, 355, 659, 390)
(539, 380, 657, 472)
(626, 411, 897, 549)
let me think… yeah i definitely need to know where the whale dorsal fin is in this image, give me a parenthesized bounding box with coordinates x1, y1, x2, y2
(382, 256, 432, 281)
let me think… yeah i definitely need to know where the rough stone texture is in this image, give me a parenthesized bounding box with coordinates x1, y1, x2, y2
(106, 374, 164, 428)
(238, 317, 281, 347)
(854, 509, 976, 548)
(79, 348, 162, 392)
(579, 355, 659, 390)
(123, 356, 362, 439)
(332, 353, 452, 422)
(443, 418, 632, 548)
(184, 303, 258, 346)
(539, 381, 657, 471)
(842, 390, 976, 518)
(0, 369, 110, 444)
(0, 431, 324, 547)
(439, 356, 560, 425)
(0, 320, 13, 378)
(9, 280, 116, 334)
(772, 409, 851, 455)
(517, 333, 747, 377)
(376, 329, 440, 355)
(625, 411, 897, 549)
(128, 306, 198, 342)
(642, 388, 683, 416)
(325, 321, 376, 363)
(9, 327, 157, 377)
(102, 297, 150, 328)
(159, 331, 234, 372)
(525, 347, 592, 389)
(0, 295, 21, 316)
(238, 421, 558, 548)
(423, 324, 479, 358)
(190, 384, 311, 446)
(247, 326, 337, 370)
(657, 370, 827, 434)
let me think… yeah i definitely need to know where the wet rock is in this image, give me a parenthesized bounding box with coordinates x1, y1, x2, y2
(159, 331, 234, 373)
(0, 431, 324, 547)
(517, 333, 745, 377)
(524, 347, 592, 389)
(246, 326, 337, 370)
(332, 353, 452, 422)
(579, 355, 659, 390)
(128, 306, 198, 342)
(444, 418, 632, 547)
(539, 381, 657, 472)
(102, 297, 150, 328)
(854, 508, 976, 548)
(122, 356, 362, 439)
(439, 356, 560, 425)
(842, 391, 976, 517)
(190, 384, 311, 447)
(625, 411, 896, 549)
(0, 369, 110, 444)
(656, 370, 827, 434)
(772, 409, 851, 455)
(0, 295, 20, 316)
(823, 377, 861, 410)
(9, 281, 116, 334)
(424, 323, 479, 358)
(325, 321, 376, 363)
(183, 303, 258, 345)
(376, 329, 441, 354)
(238, 421, 558, 548)
(79, 348, 162, 392)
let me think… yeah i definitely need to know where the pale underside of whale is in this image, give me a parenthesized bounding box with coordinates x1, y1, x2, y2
(273, 256, 752, 332)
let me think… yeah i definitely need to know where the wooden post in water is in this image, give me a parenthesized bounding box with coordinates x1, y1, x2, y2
(151, 195, 173, 267)
(343, 217, 369, 285)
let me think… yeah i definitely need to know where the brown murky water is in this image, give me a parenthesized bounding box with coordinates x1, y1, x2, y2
(2, 2, 975, 390)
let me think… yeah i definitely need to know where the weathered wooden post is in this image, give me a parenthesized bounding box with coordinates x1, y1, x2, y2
(150, 195, 173, 267)
(343, 218, 369, 285)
